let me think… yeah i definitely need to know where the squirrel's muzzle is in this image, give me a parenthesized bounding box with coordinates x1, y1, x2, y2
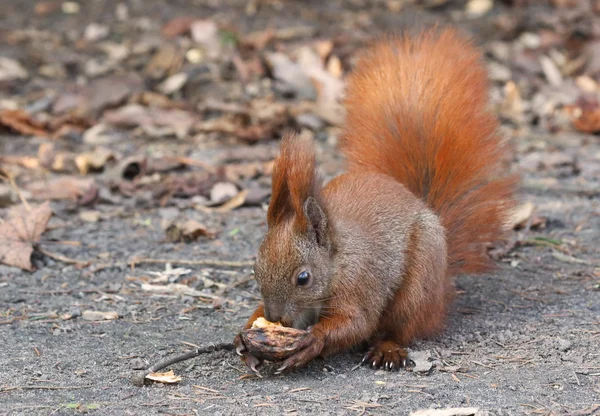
(264, 302, 284, 324)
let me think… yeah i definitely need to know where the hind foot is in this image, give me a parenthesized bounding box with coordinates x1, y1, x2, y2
(361, 340, 409, 371)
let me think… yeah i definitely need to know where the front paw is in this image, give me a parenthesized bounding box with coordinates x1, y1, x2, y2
(275, 332, 325, 374)
(234, 333, 263, 375)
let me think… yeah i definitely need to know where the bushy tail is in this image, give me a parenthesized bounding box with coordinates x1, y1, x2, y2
(339, 27, 516, 276)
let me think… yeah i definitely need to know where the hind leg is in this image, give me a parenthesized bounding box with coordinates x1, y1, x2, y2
(363, 219, 450, 371)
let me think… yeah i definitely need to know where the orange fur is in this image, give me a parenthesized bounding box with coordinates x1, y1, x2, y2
(235, 27, 518, 373)
(267, 133, 323, 231)
(340, 27, 516, 276)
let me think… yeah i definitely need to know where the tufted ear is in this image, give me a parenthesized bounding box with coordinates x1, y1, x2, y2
(267, 132, 322, 229)
(266, 156, 291, 228)
(303, 196, 329, 248)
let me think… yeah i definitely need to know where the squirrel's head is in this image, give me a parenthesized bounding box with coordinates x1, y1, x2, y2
(254, 133, 335, 330)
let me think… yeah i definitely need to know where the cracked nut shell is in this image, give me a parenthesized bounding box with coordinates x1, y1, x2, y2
(240, 325, 309, 362)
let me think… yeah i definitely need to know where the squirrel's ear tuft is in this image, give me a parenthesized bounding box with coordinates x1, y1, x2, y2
(266, 143, 292, 228)
(303, 196, 329, 248)
(267, 132, 322, 229)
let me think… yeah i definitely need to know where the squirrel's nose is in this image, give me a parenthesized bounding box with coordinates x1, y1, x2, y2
(264, 303, 282, 323)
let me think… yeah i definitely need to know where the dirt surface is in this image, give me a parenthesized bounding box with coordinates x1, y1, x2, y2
(1, 1, 600, 415)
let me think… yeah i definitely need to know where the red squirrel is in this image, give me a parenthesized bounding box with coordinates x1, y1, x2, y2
(234, 26, 516, 373)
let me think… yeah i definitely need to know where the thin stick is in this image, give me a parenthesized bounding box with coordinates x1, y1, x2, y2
(37, 248, 91, 267)
(0, 173, 30, 211)
(131, 343, 235, 387)
(130, 258, 254, 269)
(33, 250, 254, 271)
(1, 385, 92, 392)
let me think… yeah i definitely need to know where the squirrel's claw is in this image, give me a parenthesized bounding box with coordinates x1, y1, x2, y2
(240, 351, 263, 376)
(234, 332, 263, 375)
(362, 341, 408, 371)
(233, 333, 246, 355)
(276, 332, 324, 373)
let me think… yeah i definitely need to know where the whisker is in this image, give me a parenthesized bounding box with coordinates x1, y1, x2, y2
(302, 296, 337, 305)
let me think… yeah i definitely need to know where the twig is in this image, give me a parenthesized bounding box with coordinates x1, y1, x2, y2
(1, 385, 92, 392)
(37, 248, 91, 267)
(0, 172, 30, 211)
(131, 343, 235, 387)
(129, 257, 254, 269)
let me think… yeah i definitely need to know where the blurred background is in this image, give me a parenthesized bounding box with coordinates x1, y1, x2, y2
(1, 0, 599, 206)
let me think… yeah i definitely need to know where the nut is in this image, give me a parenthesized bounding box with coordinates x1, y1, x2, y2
(251, 317, 281, 329)
(241, 319, 309, 362)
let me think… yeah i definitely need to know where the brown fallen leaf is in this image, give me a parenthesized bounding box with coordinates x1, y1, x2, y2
(103, 104, 196, 139)
(38, 143, 78, 173)
(75, 148, 115, 175)
(0, 155, 40, 170)
(195, 189, 248, 213)
(165, 219, 217, 243)
(81, 310, 119, 321)
(25, 177, 97, 201)
(161, 16, 196, 38)
(565, 97, 600, 133)
(222, 161, 274, 182)
(0, 109, 49, 137)
(145, 43, 183, 80)
(145, 370, 182, 384)
(52, 74, 144, 118)
(0, 202, 52, 271)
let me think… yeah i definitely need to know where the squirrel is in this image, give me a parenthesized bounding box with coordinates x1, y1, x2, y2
(234, 26, 516, 373)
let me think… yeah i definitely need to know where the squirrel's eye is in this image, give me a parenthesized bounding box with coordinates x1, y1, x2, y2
(296, 271, 310, 286)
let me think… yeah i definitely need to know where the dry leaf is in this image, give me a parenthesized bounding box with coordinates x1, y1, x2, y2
(540, 55, 563, 86)
(466, 0, 492, 16)
(38, 143, 77, 172)
(79, 210, 100, 223)
(0, 109, 49, 137)
(145, 44, 183, 80)
(0, 202, 52, 271)
(0, 57, 28, 82)
(165, 219, 217, 243)
(565, 98, 600, 133)
(75, 148, 115, 175)
(190, 20, 221, 59)
(222, 161, 274, 182)
(25, 177, 97, 201)
(162, 16, 196, 38)
(210, 182, 238, 204)
(53, 74, 143, 118)
(196, 189, 248, 213)
(103, 104, 195, 139)
(145, 370, 182, 384)
(81, 310, 119, 321)
(507, 201, 534, 230)
(265, 52, 317, 100)
(158, 72, 188, 95)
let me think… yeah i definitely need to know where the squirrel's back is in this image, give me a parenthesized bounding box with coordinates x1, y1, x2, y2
(339, 27, 516, 276)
